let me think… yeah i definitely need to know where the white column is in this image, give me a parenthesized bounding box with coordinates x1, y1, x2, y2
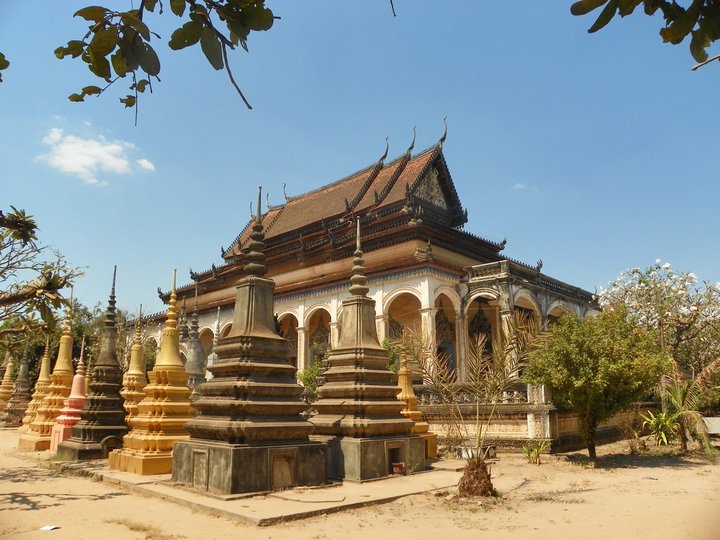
(455, 311, 466, 382)
(297, 326, 308, 371)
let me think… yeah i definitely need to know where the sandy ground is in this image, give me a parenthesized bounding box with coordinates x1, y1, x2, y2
(1, 430, 719, 540)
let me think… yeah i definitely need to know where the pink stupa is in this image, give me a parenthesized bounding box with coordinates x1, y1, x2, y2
(50, 338, 87, 453)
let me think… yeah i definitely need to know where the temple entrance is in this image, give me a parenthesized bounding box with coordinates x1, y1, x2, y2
(466, 297, 498, 359)
(434, 294, 457, 376)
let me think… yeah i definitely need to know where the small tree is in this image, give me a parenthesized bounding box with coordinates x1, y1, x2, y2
(415, 312, 539, 496)
(526, 307, 668, 461)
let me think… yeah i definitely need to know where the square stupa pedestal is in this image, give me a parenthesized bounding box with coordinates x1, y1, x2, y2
(172, 440, 327, 495)
(311, 434, 426, 482)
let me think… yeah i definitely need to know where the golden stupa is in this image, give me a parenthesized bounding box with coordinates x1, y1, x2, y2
(108, 270, 193, 475)
(18, 310, 75, 451)
(19, 337, 53, 433)
(120, 309, 148, 420)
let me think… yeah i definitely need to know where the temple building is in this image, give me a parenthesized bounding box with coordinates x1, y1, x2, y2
(152, 136, 597, 388)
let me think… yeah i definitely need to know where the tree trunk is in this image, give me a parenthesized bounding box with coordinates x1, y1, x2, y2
(587, 439, 597, 461)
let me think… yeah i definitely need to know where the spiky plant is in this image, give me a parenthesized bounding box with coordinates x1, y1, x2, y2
(659, 374, 710, 452)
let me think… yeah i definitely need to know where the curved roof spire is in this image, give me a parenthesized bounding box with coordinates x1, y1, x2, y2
(379, 137, 389, 164)
(405, 127, 416, 157)
(439, 117, 448, 147)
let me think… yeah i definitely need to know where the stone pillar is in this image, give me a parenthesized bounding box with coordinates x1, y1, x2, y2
(329, 321, 340, 349)
(454, 311, 467, 383)
(297, 326, 308, 371)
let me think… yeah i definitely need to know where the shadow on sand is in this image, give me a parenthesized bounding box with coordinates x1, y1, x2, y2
(563, 448, 716, 470)
(0, 490, 127, 512)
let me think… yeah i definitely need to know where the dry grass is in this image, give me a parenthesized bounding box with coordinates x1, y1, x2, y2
(105, 518, 185, 540)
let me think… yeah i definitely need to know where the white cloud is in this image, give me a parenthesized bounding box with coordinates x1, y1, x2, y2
(137, 158, 155, 172)
(36, 128, 154, 186)
(512, 182, 527, 190)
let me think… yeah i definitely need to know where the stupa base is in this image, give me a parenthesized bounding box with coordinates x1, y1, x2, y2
(17, 432, 51, 451)
(108, 448, 173, 475)
(310, 434, 426, 481)
(56, 432, 124, 461)
(49, 425, 73, 453)
(172, 439, 327, 495)
(416, 432, 438, 460)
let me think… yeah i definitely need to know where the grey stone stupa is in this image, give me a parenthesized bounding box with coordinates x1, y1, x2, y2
(185, 286, 207, 400)
(56, 267, 128, 460)
(0, 355, 32, 427)
(310, 219, 422, 481)
(173, 188, 326, 494)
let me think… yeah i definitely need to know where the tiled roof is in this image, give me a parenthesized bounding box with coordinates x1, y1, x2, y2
(226, 144, 450, 256)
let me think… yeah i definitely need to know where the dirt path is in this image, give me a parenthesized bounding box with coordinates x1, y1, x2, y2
(1, 430, 718, 540)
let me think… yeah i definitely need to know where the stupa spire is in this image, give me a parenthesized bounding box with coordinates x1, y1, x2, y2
(243, 186, 267, 278)
(349, 218, 369, 297)
(20, 336, 53, 433)
(56, 267, 128, 461)
(120, 306, 147, 419)
(155, 269, 183, 368)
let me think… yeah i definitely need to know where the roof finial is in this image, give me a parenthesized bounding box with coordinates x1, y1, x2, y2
(172, 268, 177, 292)
(349, 218, 369, 297)
(256, 185, 262, 224)
(105, 266, 117, 326)
(405, 127, 416, 157)
(111, 264, 117, 294)
(439, 117, 448, 147)
(283, 182, 289, 201)
(193, 283, 199, 311)
(77, 335, 86, 375)
(379, 137, 389, 164)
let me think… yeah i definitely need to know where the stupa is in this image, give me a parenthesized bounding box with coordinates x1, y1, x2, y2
(0, 353, 16, 412)
(173, 188, 326, 494)
(108, 270, 193, 475)
(397, 354, 438, 459)
(50, 338, 87, 452)
(185, 287, 206, 400)
(120, 309, 147, 419)
(57, 269, 128, 460)
(0, 355, 32, 427)
(310, 219, 422, 481)
(19, 338, 52, 433)
(0, 351, 10, 385)
(205, 307, 221, 379)
(19, 308, 74, 451)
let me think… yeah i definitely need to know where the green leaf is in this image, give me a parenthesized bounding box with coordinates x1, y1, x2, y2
(86, 47, 112, 80)
(570, 0, 608, 16)
(617, 0, 642, 17)
(135, 79, 149, 93)
(227, 19, 250, 43)
(81, 85, 102, 95)
(170, 0, 186, 17)
(74, 6, 108, 23)
(243, 5, 274, 31)
(121, 11, 151, 41)
(659, 4, 701, 45)
(168, 20, 203, 50)
(55, 40, 86, 60)
(139, 43, 161, 76)
(200, 25, 224, 70)
(144, 0, 159, 12)
(689, 27, 710, 62)
(120, 95, 136, 108)
(588, 0, 619, 33)
(90, 25, 119, 57)
(0, 51, 9, 81)
(68, 93, 85, 102)
(111, 50, 130, 76)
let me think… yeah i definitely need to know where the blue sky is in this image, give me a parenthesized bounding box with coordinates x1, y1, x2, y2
(1, 1, 718, 316)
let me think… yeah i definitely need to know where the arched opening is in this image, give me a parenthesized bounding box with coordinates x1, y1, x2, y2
(434, 294, 457, 375)
(278, 313, 299, 368)
(221, 323, 232, 338)
(547, 304, 573, 328)
(307, 309, 331, 366)
(386, 292, 422, 340)
(179, 351, 187, 366)
(466, 296, 498, 358)
(199, 328, 214, 356)
(514, 292, 541, 329)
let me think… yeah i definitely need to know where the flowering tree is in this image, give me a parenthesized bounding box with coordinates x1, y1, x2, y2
(599, 260, 720, 376)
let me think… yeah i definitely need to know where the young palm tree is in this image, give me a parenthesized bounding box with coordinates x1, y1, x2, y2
(660, 373, 710, 452)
